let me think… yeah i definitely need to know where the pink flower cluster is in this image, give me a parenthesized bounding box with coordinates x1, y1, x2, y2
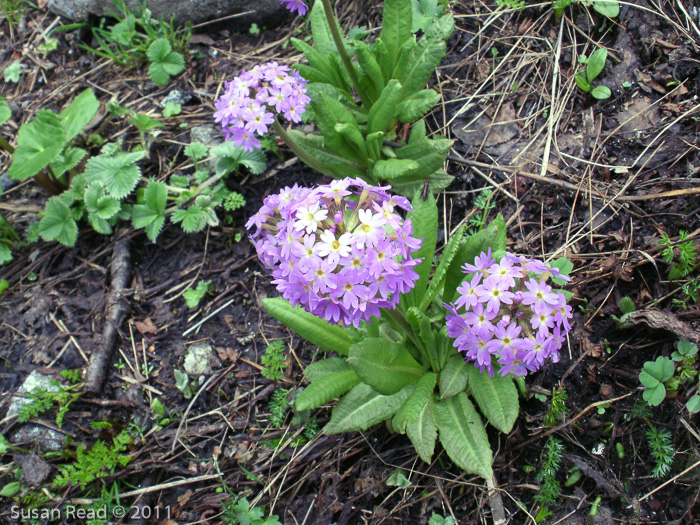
(280, 0, 307, 15)
(246, 178, 423, 327)
(445, 250, 573, 377)
(213, 62, 310, 152)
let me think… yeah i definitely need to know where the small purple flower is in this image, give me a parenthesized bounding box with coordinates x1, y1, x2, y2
(214, 62, 309, 151)
(280, 0, 307, 16)
(445, 251, 573, 377)
(247, 179, 423, 327)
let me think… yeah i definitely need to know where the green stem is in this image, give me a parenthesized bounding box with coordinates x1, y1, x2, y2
(319, 0, 371, 107)
(272, 119, 335, 177)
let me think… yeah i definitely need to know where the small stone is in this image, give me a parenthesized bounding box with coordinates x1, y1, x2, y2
(6, 370, 60, 419)
(183, 342, 220, 376)
(161, 90, 193, 107)
(15, 452, 52, 486)
(10, 425, 66, 452)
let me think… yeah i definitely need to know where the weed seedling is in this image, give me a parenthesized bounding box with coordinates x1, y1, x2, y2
(260, 340, 288, 381)
(183, 279, 213, 308)
(575, 48, 611, 99)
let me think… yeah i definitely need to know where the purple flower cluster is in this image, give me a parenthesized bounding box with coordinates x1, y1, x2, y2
(445, 250, 573, 377)
(280, 0, 307, 16)
(213, 62, 310, 152)
(246, 178, 423, 327)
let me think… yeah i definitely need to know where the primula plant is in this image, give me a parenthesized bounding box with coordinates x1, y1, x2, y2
(251, 180, 573, 480)
(215, 0, 455, 196)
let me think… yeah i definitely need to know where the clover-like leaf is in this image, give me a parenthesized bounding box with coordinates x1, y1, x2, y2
(4, 61, 21, 83)
(38, 196, 79, 247)
(147, 39, 185, 85)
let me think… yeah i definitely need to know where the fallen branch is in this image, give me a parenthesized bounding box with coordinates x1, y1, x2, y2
(85, 233, 132, 394)
(626, 309, 700, 345)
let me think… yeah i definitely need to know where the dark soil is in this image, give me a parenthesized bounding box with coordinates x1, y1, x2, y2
(1, 1, 700, 524)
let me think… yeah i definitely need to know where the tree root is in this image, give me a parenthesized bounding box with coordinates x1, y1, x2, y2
(85, 234, 132, 394)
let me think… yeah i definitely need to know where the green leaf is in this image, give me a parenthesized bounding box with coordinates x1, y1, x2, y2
(380, 0, 413, 67)
(287, 131, 366, 179)
(9, 109, 65, 181)
(468, 368, 519, 433)
(586, 48, 607, 84)
(372, 158, 419, 181)
(304, 357, 352, 382)
(308, 0, 344, 56)
(439, 354, 470, 399)
(131, 179, 167, 242)
(128, 113, 164, 132)
(396, 89, 440, 123)
(434, 393, 493, 479)
(60, 88, 99, 143)
(172, 205, 207, 233)
(678, 339, 698, 357)
(687, 395, 700, 414)
(406, 395, 437, 463)
(642, 383, 666, 406)
(0, 96, 11, 126)
(393, 371, 436, 432)
(443, 215, 506, 304)
(263, 297, 359, 356)
(147, 39, 185, 85)
(575, 73, 592, 93)
(185, 142, 208, 160)
(591, 85, 611, 100)
(38, 196, 78, 246)
(348, 338, 426, 395)
(550, 257, 574, 285)
(239, 149, 267, 175)
(593, 0, 619, 18)
(0, 433, 8, 454)
(354, 41, 385, 99)
(84, 182, 121, 220)
(403, 190, 438, 307)
(84, 150, 146, 199)
(50, 147, 87, 178)
(163, 102, 182, 117)
(323, 383, 413, 434)
(0, 481, 20, 497)
(0, 245, 12, 265)
(419, 222, 467, 312)
(295, 369, 361, 412)
(367, 79, 402, 135)
(386, 469, 412, 489)
(4, 61, 21, 83)
(398, 14, 453, 99)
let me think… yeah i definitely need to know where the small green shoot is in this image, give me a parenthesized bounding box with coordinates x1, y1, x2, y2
(260, 340, 288, 381)
(183, 279, 212, 308)
(429, 514, 456, 525)
(386, 469, 412, 489)
(221, 495, 281, 525)
(646, 426, 674, 478)
(268, 388, 290, 428)
(163, 101, 182, 117)
(575, 48, 611, 99)
(174, 369, 195, 399)
(4, 61, 21, 83)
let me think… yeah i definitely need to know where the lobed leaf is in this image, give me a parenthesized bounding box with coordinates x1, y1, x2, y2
(60, 88, 99, 144)
(84, 151, 146, 199)
(9, 109, 65, 181)
(131, 179, 167, 242)
(38, 196, 78, 247)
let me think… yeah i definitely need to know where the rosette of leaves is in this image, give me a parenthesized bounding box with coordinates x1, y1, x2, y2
(262, 192, 572, 480)
(290, 0, 455, 196)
